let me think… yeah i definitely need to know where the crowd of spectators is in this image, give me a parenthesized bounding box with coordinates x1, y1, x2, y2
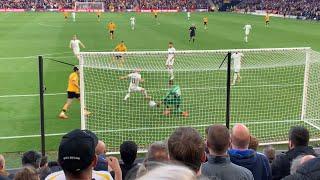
(0, 0, 209, 10)
(0, 124, 319, 180)
(237, 0, 320, 20)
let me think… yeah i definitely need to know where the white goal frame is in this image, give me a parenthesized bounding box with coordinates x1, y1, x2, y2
(78, 47, 320, 152)
(74, 1, 105, 12)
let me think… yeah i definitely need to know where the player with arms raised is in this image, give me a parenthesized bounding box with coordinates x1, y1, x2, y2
(69, 35, 85, 59)
(130, 16, 136, 30)
(231, 51, 244, 85)
(157, 80, 188, 117)
(120, 68, 149, 101)
(59, 67, 90, 119)
(166, 42, 176, 80)
(243, 23, 252, 43)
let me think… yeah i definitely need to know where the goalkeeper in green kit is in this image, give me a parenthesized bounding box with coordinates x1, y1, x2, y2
(157, 80, 189, 117)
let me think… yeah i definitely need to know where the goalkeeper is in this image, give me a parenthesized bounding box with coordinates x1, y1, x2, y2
(158, 80, 189, 117)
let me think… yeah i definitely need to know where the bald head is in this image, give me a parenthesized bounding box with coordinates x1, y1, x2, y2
(301, 155, 315, 164)
(231, 124, 250, 149)
(290, 155, 315, 174)
(0, 154, 5, 170)
(95, 140, 107, 155)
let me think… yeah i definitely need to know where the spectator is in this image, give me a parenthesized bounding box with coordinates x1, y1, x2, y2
(271, 126, 317, 180)
(120, 140, 138, 179)
(45, 129, 120, 180)
(290, 155, 315, 174)
(228, 124, 271, 180)
(135, 141, 169, 178)
(282, 157, 320, 180)
(22, 151, 42, 169)
(14, 166, 39, 180)
(263, 145, 275, 165)
(249, 135, 259, 151)
(39, 156, 51, 180)
(201, 124, 254, 180)
(0, 155, 10, 180)
(137, 164, 197, 180)
(167, 127, 206, 176)
(145, 141, 169, 162)
(94, 140, 108, 171)
(47, 161, 61, 174)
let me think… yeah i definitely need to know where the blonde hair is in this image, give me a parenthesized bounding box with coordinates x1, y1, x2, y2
(14, 166, 39, 180)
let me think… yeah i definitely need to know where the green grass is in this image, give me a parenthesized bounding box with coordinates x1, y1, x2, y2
(0, 12, 320, 156)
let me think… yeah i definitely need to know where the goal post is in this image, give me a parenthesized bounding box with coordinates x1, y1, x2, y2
(78, 47, 320, 152)
(74, 1, 105, 12)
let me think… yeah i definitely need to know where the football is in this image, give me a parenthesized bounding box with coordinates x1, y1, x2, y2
(149, 100, 157, 108)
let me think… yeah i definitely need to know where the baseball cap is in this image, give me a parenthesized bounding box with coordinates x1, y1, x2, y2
(58, 129, 98, 172)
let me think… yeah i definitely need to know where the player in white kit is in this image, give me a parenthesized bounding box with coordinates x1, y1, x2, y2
(71, 11, 76, 22)
(120, 68, 149, 101)
(69, 35, 85, 59)
(187, 11, 191, 20)
(243, 24, 252, 43)
(130, 17, 135, 30)
(231, 52, 244, 85)
(166, 42, 176, 80)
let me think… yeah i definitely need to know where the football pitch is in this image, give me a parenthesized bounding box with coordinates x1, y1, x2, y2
(0, 12, 320, 153)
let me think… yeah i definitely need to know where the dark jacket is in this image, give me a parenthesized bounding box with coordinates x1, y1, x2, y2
(120, 163, 137, 180)
(282, 157, 320, 180)
(0, 175, 10, 180)
(228, 149, 272, 180)
(271, 146, 317, 180)
(201, 155, 254, 180)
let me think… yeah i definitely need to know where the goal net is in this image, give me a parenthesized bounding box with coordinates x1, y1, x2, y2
(78, 48, 320, 152)
(75, 2, 105, 12)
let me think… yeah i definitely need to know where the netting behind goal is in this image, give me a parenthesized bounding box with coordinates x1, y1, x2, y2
(79, 48, 320, 152)
(75, 2, 105, 12)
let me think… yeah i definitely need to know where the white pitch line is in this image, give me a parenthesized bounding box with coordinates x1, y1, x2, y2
(0, 51, 72, 60)
(0, 83, 305, 98)
(0, 132, 66, 140)
(37, 22, 63, 28)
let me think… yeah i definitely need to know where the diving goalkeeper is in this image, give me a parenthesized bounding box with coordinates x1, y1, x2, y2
(158, 80, 189, 117)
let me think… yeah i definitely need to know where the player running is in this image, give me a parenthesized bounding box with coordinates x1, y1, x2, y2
(120, 68, 149, 101)
(189, 24, 196, 43)
(63, 11, 69, 21)
(130, 16, 136, 30)
(231, 51, 244, 85)
(166, 42, 176, 80)
(59, 67, 90, 119)
(69, 35, 85, 59)
(203, 17, 208, 29)
(265, 13, 270, 27)
(71, 11, 76, 22)
(157, 80, 189, 117)
(187, 11, 191, 20)
(153, 10, 160, 25)
(243, 23, 252, 43)
(107, 21, 116, 40)
(97, 11, 102, 22)
(112, 41, 127, 67)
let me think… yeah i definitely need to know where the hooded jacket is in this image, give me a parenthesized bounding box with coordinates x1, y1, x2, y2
(228, 149, 271, 180)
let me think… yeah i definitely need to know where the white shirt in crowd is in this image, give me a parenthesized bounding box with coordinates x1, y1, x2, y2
(45, 170, 113, 180)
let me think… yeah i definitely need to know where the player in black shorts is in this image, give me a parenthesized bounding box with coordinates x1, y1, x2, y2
(189, 24, 196, 43)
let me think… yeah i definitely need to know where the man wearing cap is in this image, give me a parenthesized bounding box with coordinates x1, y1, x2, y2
(45, 129, 122, 180)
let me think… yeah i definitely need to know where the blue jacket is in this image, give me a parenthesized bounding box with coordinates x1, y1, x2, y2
(228, 149, 272, 180)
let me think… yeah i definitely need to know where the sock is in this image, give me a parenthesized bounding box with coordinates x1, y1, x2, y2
(168, 68, 174, 79)
(124, 93, 130, 100)
(193, 39, 195, 43)
(232, 74, 237, 84)
(245, 36, 248, 42)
